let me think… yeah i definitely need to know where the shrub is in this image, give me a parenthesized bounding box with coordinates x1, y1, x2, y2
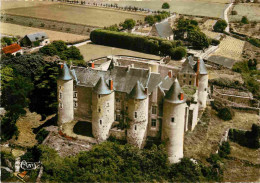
(231, 10, 237, 15)
(213, 19, 227, 33)
(121, 19, 136, 30)
(1, 168, 12, 180)
(169, 46, 187, 60)
(211, 99, 225, 111)
(211, 39, 220, 46)
(29, 22, 33, 27)
(218, 106, 234, 121)
(248, 38, 260, 48)
(162, 2, 170, 9)
(40, 23, 45, 27)
(218, 141, 231, 158)
(36, 129, 49, 144)
(241, 16, 249, 24)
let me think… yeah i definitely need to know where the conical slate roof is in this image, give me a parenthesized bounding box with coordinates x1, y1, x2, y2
(165, 78, 186, 104)
(58, 63, 73, 81)
(129, 81, 147, 100)
(194, 58, 208, 75)
(93, 76, 112, 95)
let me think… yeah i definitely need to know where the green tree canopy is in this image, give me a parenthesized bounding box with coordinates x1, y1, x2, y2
(121, 19, 136, 30)
(213, 19, 227, 33)
(145, 15, 156, 26)
(187, 30, 209, 49)
(241, 16, 249, 24)
(162, 2, 170, 9)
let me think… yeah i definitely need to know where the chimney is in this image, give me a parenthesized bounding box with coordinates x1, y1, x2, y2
(131, 64, 134, 68)
(196, 58, 200, 87)
(144, 87, 148, 95)
(168, 70, 172, 78)
(109, 79, 113, 90)
(61, 63, 64, 69)
(91, 62, 95, 69)
(180, 92, 184, 100)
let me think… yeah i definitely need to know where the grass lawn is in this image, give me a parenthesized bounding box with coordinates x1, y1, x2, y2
(3, 3, 146, 27)
(103, 0, 228, 18)
(229, 3, 260, 22)
(0, 22, 89, 42)
(79, 43, 161, 61)
(0, 0, 55, 10)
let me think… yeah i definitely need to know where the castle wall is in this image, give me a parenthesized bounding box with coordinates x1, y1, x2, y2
(92, 92, 115, 141)
(162, 102, 186, 163)
(57, 79, 74, 126)
(188, 103, 199, 131)
(178, 73, 196, 87)
(127, 98, 149, 148)
(198, 74, 208, 109)
(74, 86, 92, 121)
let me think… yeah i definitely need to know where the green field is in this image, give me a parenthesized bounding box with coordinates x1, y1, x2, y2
(79, 43, 160, 61)
(3, 3, 146, 27)
(229, 3, 260, 22)
(103, 0, 228, 18)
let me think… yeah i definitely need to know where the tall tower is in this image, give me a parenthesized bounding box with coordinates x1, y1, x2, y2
(57, 63, 74, 126)
(162, 78, 186, 163)
(92, 76, 115, 141)
(127, 81, 149, 148)
(194, 58, 208, 109)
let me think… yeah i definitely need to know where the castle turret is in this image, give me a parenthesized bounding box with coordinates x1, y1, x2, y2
(57, 63, 74, 126)
(127, 81, 149, 148)
(194, 58, 208, 109)
(162, 78, 186, 163)
(92, 76, 115, 141)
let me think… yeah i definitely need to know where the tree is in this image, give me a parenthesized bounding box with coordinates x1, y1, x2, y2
(187, 30, 209, 49)
(218, 106, 234, 121)
(213, 19, 227, 33)
(145, 15, 156, 26)
(169, 47, 187, 60)
(39, 45, 58, 56)
(241, 16, 249, 24)
(162, 2, 170, 9)
(121, 19, 136, 30)
(0, 66, 14, 88)
(1, 112, 19, 141)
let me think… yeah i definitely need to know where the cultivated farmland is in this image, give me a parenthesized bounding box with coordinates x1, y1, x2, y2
(78, 43, 160, 61)
(3, 3, 146, 27)
(103, 0, 228, 18)
(229, 3, 260, 22)
(0, 0, 55, 10)
(1, 22, 89, 43)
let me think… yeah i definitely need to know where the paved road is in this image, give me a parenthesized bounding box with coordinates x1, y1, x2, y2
(68, 40, 91, 48)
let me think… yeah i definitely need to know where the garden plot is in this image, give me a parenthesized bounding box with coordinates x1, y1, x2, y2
(0, 23, 89, 43)
(78, 43, 160, 61)
(4, 3, 146, 27)
(229, 3, 260, 22)
(210, 35, 245, 61)
(103, 0, 227, 18)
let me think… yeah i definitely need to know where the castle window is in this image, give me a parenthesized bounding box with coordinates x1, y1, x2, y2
(171, 117, 175, 123)
(183, 80, 185, 83)
(204, 88, 207, 91)
(151, 119, 156, 127)
(135, 125, 137, 130)
(152, 106, 157, 114)
(74, 92, 77, 98)
(59, 103, 63, 109)
(126, 106, 128, 111)
(59, 92, 62, 99)
(74, 101, 78, 108)
(98, 95, 101, 99)
(134, 112, 137, 118)
(190, 75, 192, 78)
(59, 85, 61, 90)
(100, 120, 102, 125)
(116, 98, 120, 102)
(189, 81, 192, 85)
(183, 74, 186, 78)
(106, 102, 109, 107)
(98, 108, 101, 113)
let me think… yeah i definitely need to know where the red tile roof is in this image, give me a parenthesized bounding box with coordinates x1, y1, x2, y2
(2, 43, 22, 54)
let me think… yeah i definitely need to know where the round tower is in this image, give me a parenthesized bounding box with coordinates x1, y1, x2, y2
(57, 63, 74, 126)
(162, 78, 186, 163)
(195, 58, 208, 109)
(127, 81, 149, 148)
(92, 77, 115, 141)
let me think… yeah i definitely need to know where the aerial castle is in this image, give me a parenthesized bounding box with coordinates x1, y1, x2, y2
(57, 55, 208, 163)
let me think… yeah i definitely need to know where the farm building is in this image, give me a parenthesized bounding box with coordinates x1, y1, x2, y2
(20, 32, 50, 47)
(2, 43, 23, 56)
(149, 21, 174, 40)
(57, 55, 209, 163)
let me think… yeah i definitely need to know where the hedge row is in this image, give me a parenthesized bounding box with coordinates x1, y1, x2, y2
(229, 124, 260, 149)
(90, 29, 186, 59)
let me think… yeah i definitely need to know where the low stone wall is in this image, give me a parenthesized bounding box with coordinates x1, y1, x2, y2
(109, 128, 126, 140)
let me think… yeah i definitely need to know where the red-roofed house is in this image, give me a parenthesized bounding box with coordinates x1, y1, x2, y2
(2, 43, 23, 56)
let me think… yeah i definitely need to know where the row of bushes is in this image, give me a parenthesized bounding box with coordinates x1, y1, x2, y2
(229, 124, 260, 149)
(144, 11, 170, 26)
(210, 77, 246, 90)
(90, 29, 187, 60)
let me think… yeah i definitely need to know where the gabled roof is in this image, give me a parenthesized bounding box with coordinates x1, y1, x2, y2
(180, 58, 196, 74)
(2, 43, 22, 54)
(93, 76, 112, 95)
(165, 78, 186, 104)
(155, 21, 173, 38)
(129, 81, 147, 100)
(58, 63, 73, 81)
(25, 32, 48, 42)
(194, 58, 208, 75)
